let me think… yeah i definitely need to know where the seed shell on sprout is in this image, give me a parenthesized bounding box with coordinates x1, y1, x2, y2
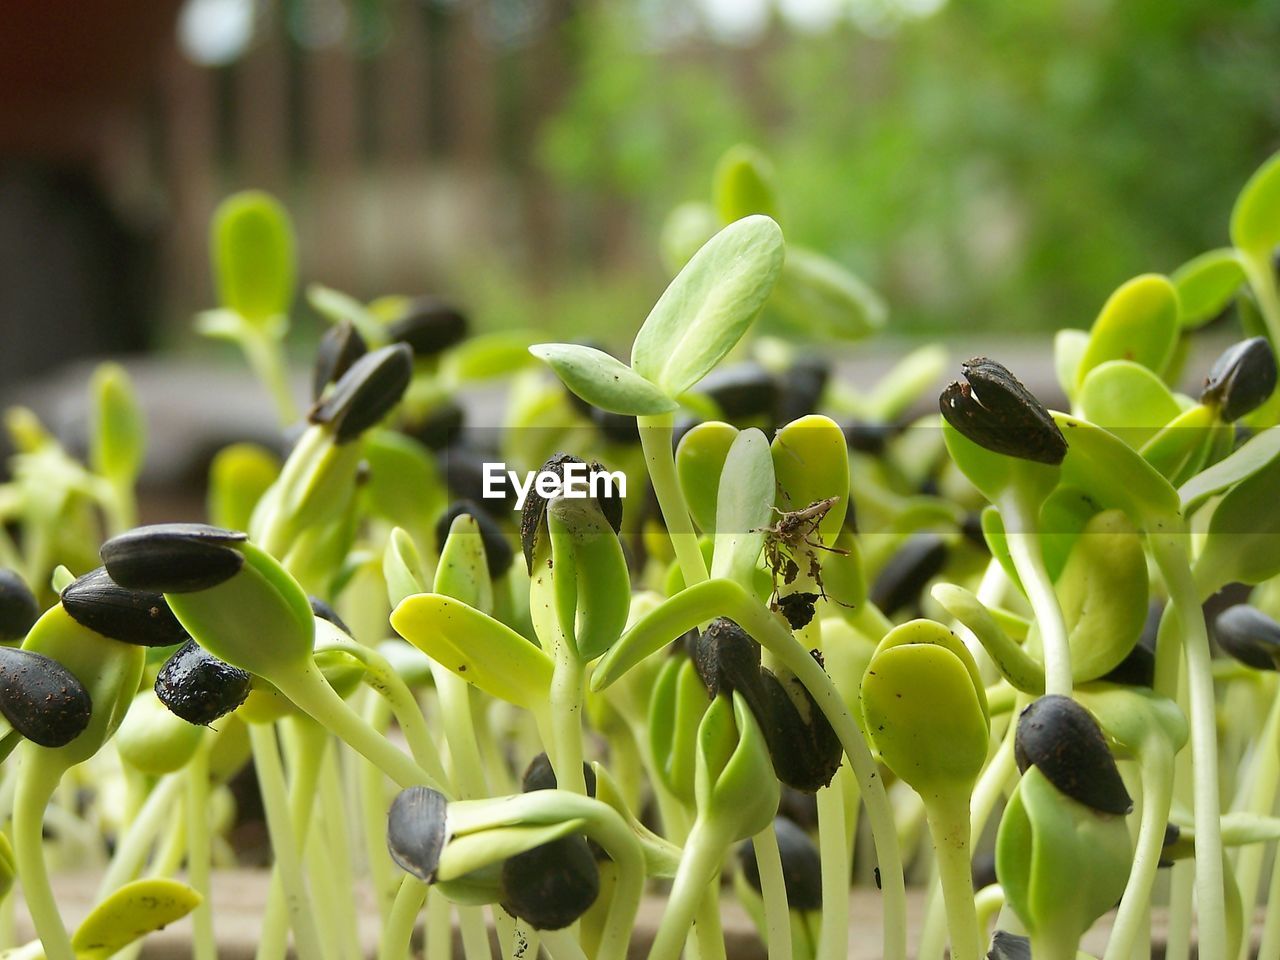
(0, 569, 39, 643)
(1014, 695, 1132, 815)
(520, 752, 597, 796)
(0, 646, 92, 747)
(386, 298, 468, 356)
(61, 567, 189, 648)
(939, 357, 1067, 465)
(436, 500, 516, 579)
(988, 931, 1032, 960)
(309, 596, 352, 636)
(737, 817, 823, 911)
(386, 786, 449, 882)
(869, 533, 948, 616)
(1200, 336, 1278, 423)
(441, 448, 518, 515)
(101, 523, 247, 593)
(313, 320, 368, 400)
(309, 343, 414, 444)
(698, 363, 780, 421)
(155, 640, 252, 726)
(774, 358, 830, 428)
(1214, 604, 1280, 672)
(518, 454, 623, 573)
(405, 402, 466, 451)
(758, 663, 842, 792)
(500, 835, 600, 930)
(692, 618, 765, 702)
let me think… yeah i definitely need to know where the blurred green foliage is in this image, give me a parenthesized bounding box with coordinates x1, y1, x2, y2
(523, 0, 1280, 337)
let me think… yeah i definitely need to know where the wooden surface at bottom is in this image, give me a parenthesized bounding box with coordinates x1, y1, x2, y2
(13, 871, 1240, 958)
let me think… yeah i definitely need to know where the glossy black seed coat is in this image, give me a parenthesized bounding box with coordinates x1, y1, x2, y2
(309, 344, 414, 444)
(313, 320, 368, 400)
(0, 569, 39, 643)
(1200, 337, 1278, 423)
(387, 786, 449, 882)
(1214, 604, 1280, 671)
(1015, 695, 1132, 815)
(155, 640, 252, 726)
(436, 501, 515, 579)
(0, 646, 91, 747)
(500, 835, 600, 930)
(774, 358, 830, 427)
(518, 454, 623, 572)
(870, 534, 948, 615)
(386, 298, 468, 357)
(940, 357, 1067, 465)
(101, 523, 247, 593)
(738, 816, 823, 911)
(61, 567, 189, 647)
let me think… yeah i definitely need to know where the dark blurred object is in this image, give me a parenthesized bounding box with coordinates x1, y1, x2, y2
(0, 2, 181, 384)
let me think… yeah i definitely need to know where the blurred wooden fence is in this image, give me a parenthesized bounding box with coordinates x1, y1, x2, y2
(155, 0, 577, 321)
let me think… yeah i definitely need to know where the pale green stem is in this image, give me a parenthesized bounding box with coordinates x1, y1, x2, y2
(249, 722, 328, 960)
(814, 781, 849, 960)
(1165, 678, 1196, 960)
(973, 885, 1004, 945)
(541, 928, 591, 960)
(187, 736, 217, 960)
(751, 824, 794, 960)
(257, 719, 327, 960)
(97, 773, 185, 898)
(1256, 839, 1280, 960)
(1104, 740, 1175, 960)
(1149, 530, 1226, 959)
(924, 795, 981, 960)
(1232, 681, 1280, 960)
(316, 746, 362, 960)
(241, 325, 299, 426)
(692, 885, 727, 960)
(13, 752, 73, 960)
(1243, 251, 1280, 351)
(275, 661, 441, 790)
(457, 904, 493, 960)
(379, 876, 429, 960)
(637, 413, 709, 586)
(425, 889, 452, 960)
(998, 487, 1071, 698)
(360, 695, 400, 925)
(648, 821, 729, 960)
(530, 567, 588, 795)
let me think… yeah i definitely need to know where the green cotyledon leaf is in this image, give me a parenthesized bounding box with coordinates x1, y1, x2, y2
(392, 594, 552, 710)
(548, 497, 630, 662)
(1171, 248, 1246, 329)
(529, 343, 678, 415)
(711, 428, 774, 589)
(211, 191, 296, 325)
(676, 420, 739, 534)
(632, 215, 785, 397)
(1075, 274, 1179, 389)
(1231, 151, 1280, 257)
(71, 878, 201, 960)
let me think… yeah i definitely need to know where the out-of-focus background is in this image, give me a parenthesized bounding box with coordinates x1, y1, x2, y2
(1, 0, 1278, 384)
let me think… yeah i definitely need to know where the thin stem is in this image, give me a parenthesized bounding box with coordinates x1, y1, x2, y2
(241, 326, 299, 426)
(814, 783, 848, 960)
(457, 904, 494, 960)
(648, 821, 728, 960)
(249, 722, 328, 960)
(637, 413, 709, 586)
(529, 565, 589, 795)
(379, 876, 429, 960)
(13, 751, 73, 960)
(1150, 530, 1226, 960)
(316, 745, 363, 960)
(750, 824, 794, 960)
(691, 885, 727, 960)
(998, 487, 1071, 697)
(97, 773, 185, 897)
(924, 796, 981, 960)
(1256, 836, 1280, 960)
(359, 694, 400, 925)
(187, 735, 217, 960)
(1104, 741, 1175, 960)
(425, 888, 452, 960)
(1231, 678, 1280, 959)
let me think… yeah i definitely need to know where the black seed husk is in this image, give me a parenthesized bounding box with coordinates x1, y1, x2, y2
(101, 523, 247, 593)
(1015, 695, 1132, 815)
(437, 501, 515, 579)
(940, 357, 1067, 465)
(386, 298, 468, 357)
(387, 786, 449, 882)
(518, 454, 623, 573)
(309, 344, 414, 444)
(1200, 337, 1278, 423)
(1214, 604, 1280, 672)
(870, 534, 948, 615)
(155, 640, 252, 726)
(0, 646, 92, 747)
(0, 569, 39, 643)
(737, 816, 823, 910)
(313, 320, 368, 400)
(500, 835, 600, 930)
(61, 567, 189, 647)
